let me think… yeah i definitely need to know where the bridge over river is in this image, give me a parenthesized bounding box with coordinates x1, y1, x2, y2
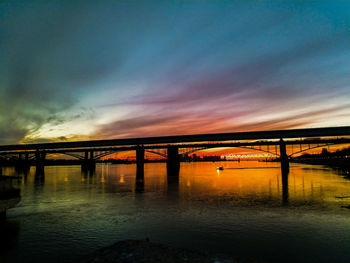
(0, 126, 350, 176)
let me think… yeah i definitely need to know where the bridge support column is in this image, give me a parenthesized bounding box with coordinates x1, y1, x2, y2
(82, 150, 95, 171)
(15, 153, 30, 173)
(35, 150, 46, 173)
(135, 146, 145, 192)
(136, 146, 144, 177)
(278, 139, 289, 205)
(35, 163, 45, 184)
(89, 150, 95, 168)
(279, 139, 289, 173)
(167, 146, 180, 176)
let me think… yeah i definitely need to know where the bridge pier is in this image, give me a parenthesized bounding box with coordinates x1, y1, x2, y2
(82, 150, 96, 171)
(15, 153, 30, 173)
(279, 139, 289, 173)
(35, 150, 46, 172)
(167, 146, 180, 176)
(136, 146, 145, 175)
(35, 164, 45, 185)
(135, 146, 145, 193)
(279, 139, 290, 205)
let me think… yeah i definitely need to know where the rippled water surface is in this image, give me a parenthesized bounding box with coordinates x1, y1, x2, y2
(1, 162, 350, 263)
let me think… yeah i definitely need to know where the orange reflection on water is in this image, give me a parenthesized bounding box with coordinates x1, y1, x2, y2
(8, 161, 350, 210)
(179, 162, 281, 203)
(178, 161, 350, 208)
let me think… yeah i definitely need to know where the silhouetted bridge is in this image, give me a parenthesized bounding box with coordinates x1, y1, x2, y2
(1, 126, 350, 175)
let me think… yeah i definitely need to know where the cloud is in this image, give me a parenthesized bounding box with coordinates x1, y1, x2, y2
(0, 1, 349, 144)
(92, 102, 350, 140)
(0, 2, 125, 143)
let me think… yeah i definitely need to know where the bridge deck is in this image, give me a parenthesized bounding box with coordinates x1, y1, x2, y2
(0, 126, 349, 151)
(1, 138, 350, 155)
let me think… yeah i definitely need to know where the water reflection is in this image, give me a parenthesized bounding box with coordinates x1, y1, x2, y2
(281, 169, 289, 205)
(81, 168, 95, 184)
(167, 175, 179, 197)
(34, 166, 45, 188)
(3, 162, 350, 263)
(8, 162, 350, 208)
(14, 165, 30, 177)
(135, 166, 144, 193)
(334, 168, 350, 179)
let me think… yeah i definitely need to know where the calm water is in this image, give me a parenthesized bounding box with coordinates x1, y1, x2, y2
(1, 162, 350, 263)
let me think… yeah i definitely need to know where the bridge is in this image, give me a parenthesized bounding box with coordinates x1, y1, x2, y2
(0, 126, 350, 176)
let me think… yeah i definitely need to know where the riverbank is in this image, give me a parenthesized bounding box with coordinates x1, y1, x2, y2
(82, 239, 251, 263)
(291, 158, 350, 169)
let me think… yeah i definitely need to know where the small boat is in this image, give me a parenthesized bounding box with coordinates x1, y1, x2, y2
(216, 166, 224, 171)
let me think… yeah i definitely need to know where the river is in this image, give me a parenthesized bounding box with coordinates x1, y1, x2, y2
(1, 161, 350, 262)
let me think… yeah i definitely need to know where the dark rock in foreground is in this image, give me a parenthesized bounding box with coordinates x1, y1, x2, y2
(82, 239, 240, 263)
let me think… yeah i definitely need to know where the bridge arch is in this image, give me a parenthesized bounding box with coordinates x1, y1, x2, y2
(184, 142, 349, 158)
(145, 150, 167, 158)
(94, 149, 168, 159)
(94, 151, 121, 159)
(288, 143, 335, 157)
(38, 152, 85, 160)
(58, 153, 85, 160)
(181, 146, 280, 157)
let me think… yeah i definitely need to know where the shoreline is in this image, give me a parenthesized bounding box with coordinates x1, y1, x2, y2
(291, 159, 350, 170)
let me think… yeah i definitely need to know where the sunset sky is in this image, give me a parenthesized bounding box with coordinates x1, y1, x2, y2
(1, 1, 349, 145)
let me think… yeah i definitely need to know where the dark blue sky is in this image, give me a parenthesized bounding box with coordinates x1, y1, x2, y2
(0, 1, 349, 144)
